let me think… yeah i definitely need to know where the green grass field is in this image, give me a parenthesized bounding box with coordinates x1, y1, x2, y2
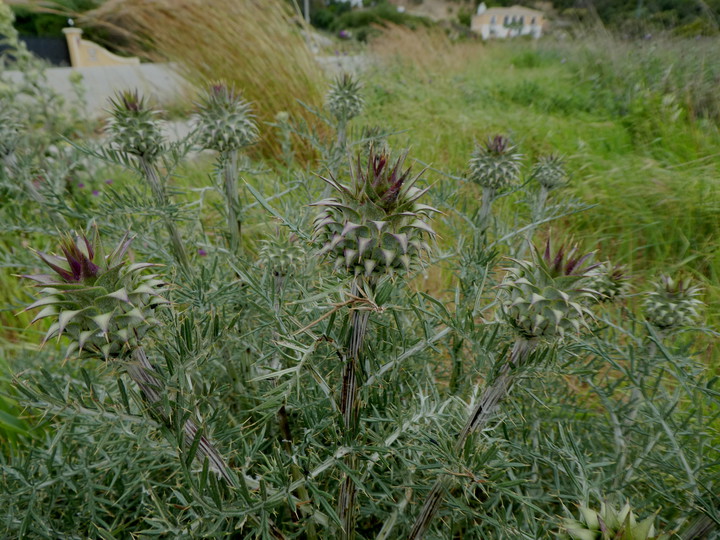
(361, 36, 720, 338)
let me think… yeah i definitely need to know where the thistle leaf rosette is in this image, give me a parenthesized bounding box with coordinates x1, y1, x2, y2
(326, 73, 364, 124)
(23, 230, 169, 360)
(194, 82, 258, 153)
(311, 148, 438, 280)
(469, 135, 523, 192)
(561, 502, 670, 540)
(107, 90, 164, 162)
(500, 240, 600, 339)
(532, 154, 568, 191)
(643, 274, 703, 330)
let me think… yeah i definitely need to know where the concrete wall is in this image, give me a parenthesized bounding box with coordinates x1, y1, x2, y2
(3, 63, 189, 117)
(3, 54, 365, 119)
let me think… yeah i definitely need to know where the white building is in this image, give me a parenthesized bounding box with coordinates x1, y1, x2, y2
(471, 3, 546, 39)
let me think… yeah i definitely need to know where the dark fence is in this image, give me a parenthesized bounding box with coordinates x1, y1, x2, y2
(0, 35, 70, 66)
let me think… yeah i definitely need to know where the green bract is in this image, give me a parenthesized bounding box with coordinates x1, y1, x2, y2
(500, 240, 599, 339)
(588, 261, 629, 303)
(469, 135, 523, 192)
(532, 154, 568, 190)
(194, 81, 258, 153)
(561, 502, 670, 540)
(326, 73, 364, 124)
(23, 230, 169, 360)
(258, 235, 305, 279)
(643, 274, 703, 330)
(312, 148, 438, 279)
(107, 90, 164, 161)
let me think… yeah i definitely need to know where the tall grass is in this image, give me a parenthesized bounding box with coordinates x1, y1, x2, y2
(370, 22, 484, 77)
(358, 33, 720, 336)
(83, 0, 327, 161)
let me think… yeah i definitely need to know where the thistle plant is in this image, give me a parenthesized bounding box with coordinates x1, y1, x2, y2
(561, 501, 670, 540)
(258, 233, 304, 303)
(643, 274, 703, 331)
(0, 105, 21, 169)
(469, 135, 522, 227)
(326, 73, 364, 149)
(590, 261, 630, 303)
(107, 91, 190, 271)
(312, 147, 436, 539)
(21, 230, 232, 482)
(532, 154, 568, 211)
(409, 239, 600, 539)
(194, 82, 258, 254)
(521, 154, 568, 254)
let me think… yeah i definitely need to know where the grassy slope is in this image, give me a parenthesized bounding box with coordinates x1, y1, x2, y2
(360, 39, 720, 340)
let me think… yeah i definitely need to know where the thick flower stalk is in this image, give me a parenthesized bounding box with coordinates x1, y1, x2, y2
(107, 91, 190, 271)
(326, 73, 364, 149)
(409, 240, 599, 539)
(643, 274, 703, 331)
(312, 147, 436, 540)
(468, 135, 522, 227)
(561, 501, 670, 540)
(22, 230, 232, 483)
(194, 82, 258, 254)
(519, 154, 568, 256)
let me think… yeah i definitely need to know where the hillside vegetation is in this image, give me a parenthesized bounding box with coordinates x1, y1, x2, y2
(1, 7, 718, 538)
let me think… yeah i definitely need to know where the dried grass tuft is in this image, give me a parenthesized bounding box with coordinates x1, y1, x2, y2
(369, 23, 483, 77)
(82, 0, 327, 161)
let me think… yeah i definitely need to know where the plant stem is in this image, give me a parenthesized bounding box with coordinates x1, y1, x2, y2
(337, 119, 348, 150)
(338, 279, 371, 540)
(139, 158, 190, 272)
(407, 338, 537, 540)
(126, 346, 234, 485)
(221, 149, 243, 255)
(478, 186, 496, 229)
(518, 186, 549, 260)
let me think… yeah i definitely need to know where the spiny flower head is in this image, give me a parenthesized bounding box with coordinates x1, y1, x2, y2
(500, 239, 600, 339)
(258, 233, 305, 279)
(532, 154, 568, 190)
(194, 81, 258, 153)
(107, 90, 164, 161)
(326, 73, 364, 124)
(469, 134, 523, 192)
(588, 261, 630, 303)
(312, 147, 438, 279)
(561, 501, 670, 540)
(23, 229, 169, 360)
(643, 274, 703, 330)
